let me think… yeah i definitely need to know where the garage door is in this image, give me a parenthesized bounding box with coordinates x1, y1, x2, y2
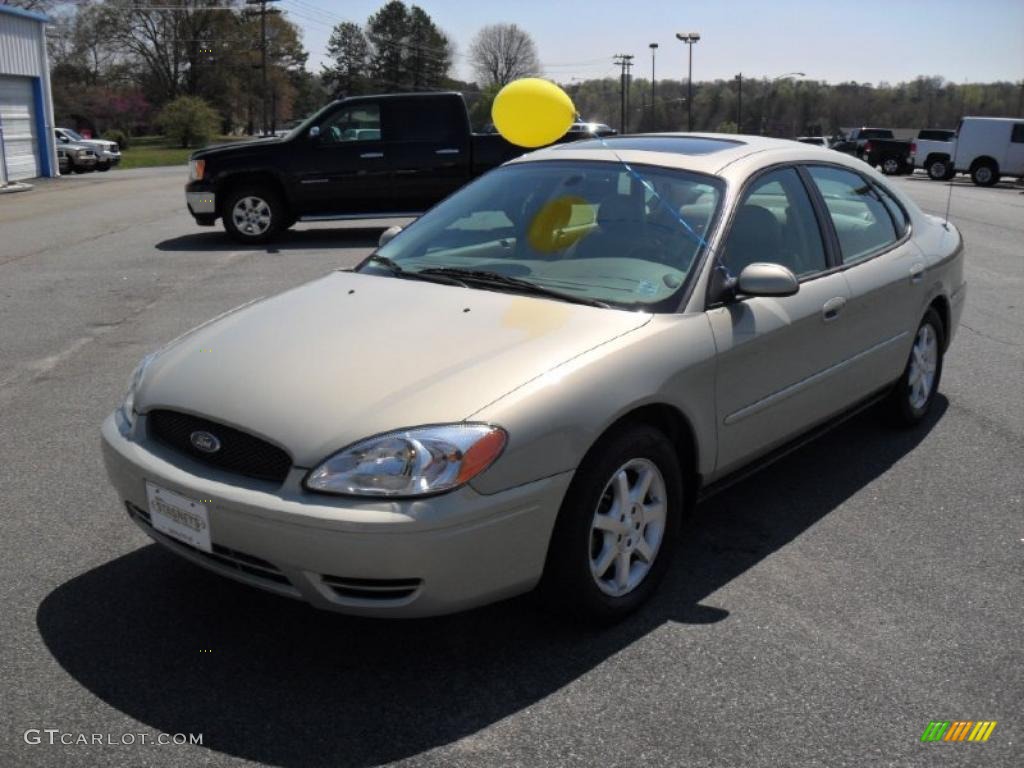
(0, 76, 40, 181)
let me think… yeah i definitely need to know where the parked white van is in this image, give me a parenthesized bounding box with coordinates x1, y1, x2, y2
(953, 117, 1024, 186)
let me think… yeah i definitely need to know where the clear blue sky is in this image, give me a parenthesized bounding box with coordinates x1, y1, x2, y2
(280, 0, 1023, 85)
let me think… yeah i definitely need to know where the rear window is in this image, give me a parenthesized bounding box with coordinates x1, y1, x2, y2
(918, 129, 955, 141)
(387, 98, 466, 142)
(807, 166, 898, 264)
(860, 129, 894, 139)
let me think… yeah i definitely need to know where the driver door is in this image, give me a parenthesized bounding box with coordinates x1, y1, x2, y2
(707, 166, 857, 475)
(290, 101, 390, 215)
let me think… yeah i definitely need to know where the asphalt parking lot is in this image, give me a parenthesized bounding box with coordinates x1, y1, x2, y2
(1, 167, 1021, 768)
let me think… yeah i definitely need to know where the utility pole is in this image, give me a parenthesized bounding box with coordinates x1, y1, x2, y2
(649, 43, 658, 131)
(625, 55, 634, 133)
(246, 0, 280, 136)
(613, 54, 633, 134)
(736, 73, 742, 131)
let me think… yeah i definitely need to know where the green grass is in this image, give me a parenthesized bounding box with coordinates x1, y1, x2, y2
(117, 136, 255, 169)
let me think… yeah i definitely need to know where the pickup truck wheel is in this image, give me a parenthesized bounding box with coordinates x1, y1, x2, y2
(222, 187, 282, 244)
(927, 158, 950, 180)
(96, 162, 111, 172)
(970, 160, 998, 187)
(881, 157, 901, 175)
(539, 423, 682, 624)
(885, 308, 944, 427)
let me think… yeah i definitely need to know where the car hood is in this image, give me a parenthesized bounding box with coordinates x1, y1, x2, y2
(137, 271, 652, 468)
(190, 137, 283, 161)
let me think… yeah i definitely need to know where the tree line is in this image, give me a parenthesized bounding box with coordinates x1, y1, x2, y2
(14, 0, 1022, 145)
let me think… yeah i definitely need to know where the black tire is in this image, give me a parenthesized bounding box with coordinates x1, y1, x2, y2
(539, 423, 684, 624)
(96, 162, 111, 172)
(72, 165, 91, 174)
(885, 308, 945, 427)
(881, 156, 901, 175)
(927, 158, 950, 181)
(970, 160, 999, 187)
(942, 166, 957, 181)
(221, 185, 284, 244)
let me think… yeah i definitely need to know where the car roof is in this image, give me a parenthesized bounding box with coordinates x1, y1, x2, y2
(508, 132, 849, 179)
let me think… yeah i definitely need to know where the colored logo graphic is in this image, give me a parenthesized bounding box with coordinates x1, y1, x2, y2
(921, 721, 997, 742)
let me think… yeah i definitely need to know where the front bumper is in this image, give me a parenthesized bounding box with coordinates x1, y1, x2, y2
(100, 151, 122, 166)
(100, 413, 572, 617)
(186, 191, 216, 216)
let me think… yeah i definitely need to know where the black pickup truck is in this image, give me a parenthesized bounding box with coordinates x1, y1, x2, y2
(830, 127, 913, 175)
(186, 92, 552, 243)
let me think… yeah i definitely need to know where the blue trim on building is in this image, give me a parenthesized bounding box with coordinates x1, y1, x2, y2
(30, 76, 50, 177)
(0, 5, 51, 23)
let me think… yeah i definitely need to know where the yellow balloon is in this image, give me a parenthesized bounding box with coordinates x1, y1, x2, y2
(492, 78, 576, 148)
(527, 195, 591, 252)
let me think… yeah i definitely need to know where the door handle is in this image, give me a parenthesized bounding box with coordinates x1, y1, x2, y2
(909, 262, 925, 284)
(822, 296, 847, 322)
(360, 152, 384, 159)
(435, 148, 460, 155)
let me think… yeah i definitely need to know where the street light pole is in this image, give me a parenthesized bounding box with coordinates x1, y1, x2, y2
(759, 71, 805, 136)
(675, 32, 700, 131)
(649, 43, 658, 130)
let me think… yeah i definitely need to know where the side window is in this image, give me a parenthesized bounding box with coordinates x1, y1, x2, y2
(321, 104, 381, 144)
(1011, 124, 1024, 143)
(388, 99, 464, 142)
(806, 166, 897, 264)
(872, 181, 909, 236)
(722, 167, 827, 279)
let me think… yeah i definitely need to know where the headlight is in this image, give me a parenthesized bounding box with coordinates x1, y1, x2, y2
(118, 352, 158, 429)
(189, 158, 205, 181)
(305, 424, 507, 498)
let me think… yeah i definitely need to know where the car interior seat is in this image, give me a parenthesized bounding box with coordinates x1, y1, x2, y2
(723, 204, 783, 276)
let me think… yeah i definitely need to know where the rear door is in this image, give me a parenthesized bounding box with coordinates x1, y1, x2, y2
(707, 166, 857, 475)
(289, 100, 390, 215)
(384, 96, 471, 212)
(803, 164, 925, 397)
(1007, 123, 1024, 176)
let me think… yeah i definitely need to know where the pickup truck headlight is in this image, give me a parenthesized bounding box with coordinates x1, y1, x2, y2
(118, 352, 158, 430)
(305, 424, 507, 497)
(189, 158, 205, 181)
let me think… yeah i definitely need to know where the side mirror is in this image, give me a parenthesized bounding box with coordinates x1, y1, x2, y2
(59, 135, 69, 143)
(308, 125, 321, 140)
(736, 263, 799, 297)
(379, 225, 403, 247)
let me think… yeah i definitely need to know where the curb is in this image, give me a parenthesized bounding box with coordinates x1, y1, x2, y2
(0, 181, 34, 194)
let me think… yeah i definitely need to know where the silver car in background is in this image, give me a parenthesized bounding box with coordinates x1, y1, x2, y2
(101, 134, 965, 622)
(55, 127, 121, 171)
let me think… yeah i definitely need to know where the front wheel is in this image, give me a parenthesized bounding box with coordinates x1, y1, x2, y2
(222, 186, 284, 244)
(96, 162, 111, 172)
(539, 423, 683, 623)
(885, 308, 945, 426)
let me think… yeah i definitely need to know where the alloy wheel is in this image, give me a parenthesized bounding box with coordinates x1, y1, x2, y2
(232, 196, 272, 236)
(588, 458, 667, 597)
(908, 323, 938, 410)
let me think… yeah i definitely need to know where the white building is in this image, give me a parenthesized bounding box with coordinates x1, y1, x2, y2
(0, 4, 57, 183)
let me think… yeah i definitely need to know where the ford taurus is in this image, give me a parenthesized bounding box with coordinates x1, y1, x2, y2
(101, 134, 966, 622)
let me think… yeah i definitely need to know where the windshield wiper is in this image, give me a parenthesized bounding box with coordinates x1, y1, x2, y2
(364, 255, 466, 286)
(416, 267, 610, 308)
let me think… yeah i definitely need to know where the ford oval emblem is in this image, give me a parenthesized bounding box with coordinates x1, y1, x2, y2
(190, 430, 221, 454)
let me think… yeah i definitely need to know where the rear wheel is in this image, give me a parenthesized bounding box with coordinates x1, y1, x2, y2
(886, 308, 944, 426)
(970, 160, 999, 187)
(539, 423, 683, 623)
(222, 185, 284, 244)
(881, 157, 901, 175)
(926, 157, 950, 180)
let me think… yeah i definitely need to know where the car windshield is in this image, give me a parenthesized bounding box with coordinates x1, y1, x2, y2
(363, 160, 723, 312)
(63, 129, 85, 141)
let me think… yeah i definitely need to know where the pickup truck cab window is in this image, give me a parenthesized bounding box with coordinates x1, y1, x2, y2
(320, 104, 381, 144)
